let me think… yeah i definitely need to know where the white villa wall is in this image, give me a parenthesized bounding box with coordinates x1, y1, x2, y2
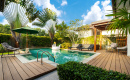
(78, 30, 93, 38)
(102, 29, 119, 36)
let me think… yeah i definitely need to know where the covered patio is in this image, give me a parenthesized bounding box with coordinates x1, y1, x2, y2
(91, 19, 127, 53)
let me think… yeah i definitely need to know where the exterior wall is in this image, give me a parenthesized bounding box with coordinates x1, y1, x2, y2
(102, 29, 119, 36)
(78, 30, 93, 38)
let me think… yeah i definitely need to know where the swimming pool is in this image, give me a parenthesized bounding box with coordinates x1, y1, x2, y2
(22, 48, 95, 64)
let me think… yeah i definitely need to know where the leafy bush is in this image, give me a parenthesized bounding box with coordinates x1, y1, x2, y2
(57, 61, 130, 80)
(0, 33, 11, 43)
(0, 33, 70, 48)
(61, 43, 71, 49)
(0, 44, 5, 53)
(28, 35, 51, 47)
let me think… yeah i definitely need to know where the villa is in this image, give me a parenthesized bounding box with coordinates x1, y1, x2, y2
(0, 0, 130, 80)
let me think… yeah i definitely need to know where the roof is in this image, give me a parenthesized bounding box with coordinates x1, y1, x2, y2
(91, 19, 112, 30)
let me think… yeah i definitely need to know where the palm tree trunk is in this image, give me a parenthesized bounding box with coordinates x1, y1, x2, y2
(15, 41, 19, 48)
(51, 39, 53, 46)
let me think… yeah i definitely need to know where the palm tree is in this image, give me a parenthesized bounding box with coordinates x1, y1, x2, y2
(45, 19, 56, 45)
(32, 8, 57, 45)
(33, 8, 57, 27)
(2, 1, 38, 47)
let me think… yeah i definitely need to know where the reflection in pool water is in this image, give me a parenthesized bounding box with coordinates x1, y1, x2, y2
(22, 48, 94, 64)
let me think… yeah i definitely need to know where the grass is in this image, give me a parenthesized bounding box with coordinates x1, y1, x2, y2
(0, 52, 14, 55)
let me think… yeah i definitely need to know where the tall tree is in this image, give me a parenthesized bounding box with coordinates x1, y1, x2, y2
(67, 19, 83, 43)
(33, 8, 57, 27)
(45, 19, 56, 45)
(55, 21, 68, 38)
(32, 8, 57, 45)
(2, 0, 38, 47)
(0, 24, 11, 34)
(33, 28, 46, 36)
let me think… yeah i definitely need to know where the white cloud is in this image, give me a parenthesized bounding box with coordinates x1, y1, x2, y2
(61, 0, 67, 6)
(57, 19, 63, 24)
(82, 0, 112, 25)
(0, 12, 3, 17)
(33, 0, 62, 17)
(0, 19, 9, 25)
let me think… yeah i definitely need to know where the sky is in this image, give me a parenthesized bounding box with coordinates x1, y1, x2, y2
(0, 0, 112, 28)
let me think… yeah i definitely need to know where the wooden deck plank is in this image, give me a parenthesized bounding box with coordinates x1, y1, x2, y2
(37, 61, 56, 69)
(6, 57, 22, 80)
(115, 53, 121, 73)
(87, 53, 102, 64)
(24, 63, 41, 75)
(96, 52, 109, 67)
(28, 62, 45, 73)
(0, 57, 3, 80)
(105, 52, 114, 70)
(2, 57, 13, 80)
(9, 57, 29, 80)
(91, 53, 107, 66)
(13, 57, 35, 78)
(118, 53, 128, 74)
(121, 54, 130, 74)
(33, 62, 50, 72)
(99, 52, 111, 69)
(110, 52, 116, 71)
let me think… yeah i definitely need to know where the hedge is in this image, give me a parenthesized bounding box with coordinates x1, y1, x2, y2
(57, 61, 130, 80)
(0, 33, 71, 49)
(0, 33, 11, 43)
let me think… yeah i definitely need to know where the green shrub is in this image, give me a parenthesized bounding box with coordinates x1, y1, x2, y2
(57, 61, 130, 80)
(0, 33, 11, 43)
(0, 44, 5, 53)
(28, 35, 51, 47)
(0, 33, 71, 48)
(61, 43, 71, 49)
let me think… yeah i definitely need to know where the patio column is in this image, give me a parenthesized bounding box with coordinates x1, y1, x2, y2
(100, 30, 102, 50)
(94, 28, 97, 52)
(127, 31, 130, 56)
(127, 10, 130, 56)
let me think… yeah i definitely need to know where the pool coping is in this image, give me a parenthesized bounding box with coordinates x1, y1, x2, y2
(16, 49, 100, 67)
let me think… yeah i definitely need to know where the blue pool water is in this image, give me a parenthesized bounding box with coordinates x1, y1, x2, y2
(22, 48, 94, 64)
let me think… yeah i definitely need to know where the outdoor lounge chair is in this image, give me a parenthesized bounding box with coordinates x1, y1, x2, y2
(68, 44, 82, 50)
(117, 46, 127, 54)
(79, 44, 94, 51)
(106, 43, 117, 52)
(1, 42, 20, 57)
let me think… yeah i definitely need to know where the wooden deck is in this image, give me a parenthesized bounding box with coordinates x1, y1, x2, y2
(0, 55, 57, 80)
(87, 50, 130, 75)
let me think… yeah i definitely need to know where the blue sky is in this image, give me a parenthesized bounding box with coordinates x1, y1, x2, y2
(0, 0, 112, 27)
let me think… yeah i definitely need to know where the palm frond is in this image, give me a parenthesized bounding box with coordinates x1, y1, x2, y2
(32, 22, 45, 27)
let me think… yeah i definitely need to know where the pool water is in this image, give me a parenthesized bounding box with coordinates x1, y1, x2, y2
(22, 48, 94, 64)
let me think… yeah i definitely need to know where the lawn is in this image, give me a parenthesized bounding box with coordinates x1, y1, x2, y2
(0, 52, 14, 55)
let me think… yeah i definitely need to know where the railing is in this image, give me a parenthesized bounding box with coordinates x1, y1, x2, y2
(37, 50, 49, 62)
(37, 50, 55, 64)
(41, 51, 55, 64)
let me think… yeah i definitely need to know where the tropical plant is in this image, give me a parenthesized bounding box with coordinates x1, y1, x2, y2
(33, 28, 47, 36)
(33, 8, 57, 27)
(0, 24, 11, 34)
(106, 7, 130, 36)
(2, 0, 38, 47)
(67, 19, 83, 43)
(45, 19, 56, 45)
(55, 21, 68, 38)
(117, 0, 130, 7)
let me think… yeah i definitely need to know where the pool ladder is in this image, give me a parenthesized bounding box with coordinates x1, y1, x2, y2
(37, 50, 55, 64)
